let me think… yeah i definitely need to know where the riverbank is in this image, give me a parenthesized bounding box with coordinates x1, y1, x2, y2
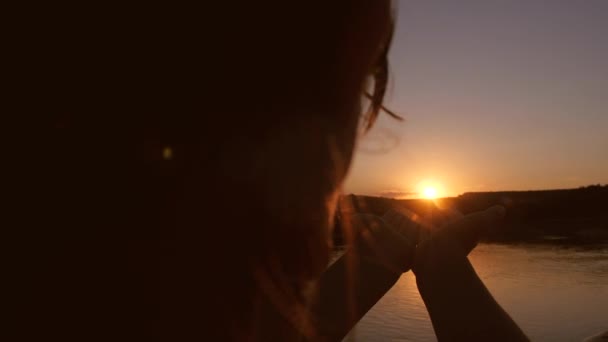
(335, 185, 608, 245)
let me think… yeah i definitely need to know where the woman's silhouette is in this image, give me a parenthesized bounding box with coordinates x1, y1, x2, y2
(14, 1, 528, 341)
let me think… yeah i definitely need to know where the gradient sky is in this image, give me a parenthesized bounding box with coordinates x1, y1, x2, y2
(343, 0, 608, 198)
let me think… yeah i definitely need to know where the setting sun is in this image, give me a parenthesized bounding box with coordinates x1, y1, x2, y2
(416, 180, 444, 200)
(422, 187, 438, 199)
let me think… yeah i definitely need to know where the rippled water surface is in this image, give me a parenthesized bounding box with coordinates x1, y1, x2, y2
(344, 243, 608, 341)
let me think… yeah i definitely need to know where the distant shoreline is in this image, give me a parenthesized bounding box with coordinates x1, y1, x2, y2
(335, 185, 608, 245)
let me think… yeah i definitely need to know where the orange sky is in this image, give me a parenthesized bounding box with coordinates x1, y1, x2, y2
(343, 1, 608, 198)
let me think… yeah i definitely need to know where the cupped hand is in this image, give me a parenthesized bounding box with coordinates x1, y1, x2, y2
(348, 212, 417, 275)
(412, 205, 506, 284)
(346, 204, 504, 279)
(346, 204, 467, 275)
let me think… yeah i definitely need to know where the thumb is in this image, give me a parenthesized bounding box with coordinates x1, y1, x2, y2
(442, 205, 506, 255)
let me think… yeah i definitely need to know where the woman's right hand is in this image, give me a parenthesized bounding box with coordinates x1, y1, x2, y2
(333, 205, 527, 341)
(408, 206, 528, 341)
(412, 205, 506, 285)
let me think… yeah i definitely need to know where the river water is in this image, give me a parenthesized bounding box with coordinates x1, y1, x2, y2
(344, 243, 608, 341)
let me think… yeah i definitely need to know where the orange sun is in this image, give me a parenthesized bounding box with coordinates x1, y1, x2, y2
(422, 186, 438, 199)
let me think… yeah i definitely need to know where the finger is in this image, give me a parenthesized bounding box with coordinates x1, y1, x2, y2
(382, 210, 422, 245)
(347, 214, 380, 244)
(438, 207, 464, 222)
(395, 215, 421, 245)
(351, 214, 415, 272)
(418, 205, 463, 230)
(353, 214, 411, 243)
(382, 210, 400, 228)
(442, 205, 506, 254)
(383, 208, 415, 228)
(429, 207, 464, 232)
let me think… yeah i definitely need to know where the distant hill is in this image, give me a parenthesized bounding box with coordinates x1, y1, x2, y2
(335, 185, 608, 244)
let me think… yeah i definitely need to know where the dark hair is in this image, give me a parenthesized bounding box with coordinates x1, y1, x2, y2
(16, 2, 400, 341)
(365, 17, 402, 131)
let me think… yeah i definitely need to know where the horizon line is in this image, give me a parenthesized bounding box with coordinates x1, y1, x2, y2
(346, 184, 608, 200)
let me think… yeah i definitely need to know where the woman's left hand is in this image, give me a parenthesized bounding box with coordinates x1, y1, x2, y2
(348, 204, 465, 275)
(349, 211, 418, 275)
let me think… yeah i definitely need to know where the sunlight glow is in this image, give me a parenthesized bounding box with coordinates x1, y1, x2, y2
(422, 187, 438, 199)
(416, 179, 444, 199)
(162, 146, 173, 161)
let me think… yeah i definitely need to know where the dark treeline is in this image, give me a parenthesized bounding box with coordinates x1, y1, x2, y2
(335, 185, 608, 244)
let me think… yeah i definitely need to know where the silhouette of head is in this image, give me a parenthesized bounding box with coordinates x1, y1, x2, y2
(25, 1, 397, 340)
